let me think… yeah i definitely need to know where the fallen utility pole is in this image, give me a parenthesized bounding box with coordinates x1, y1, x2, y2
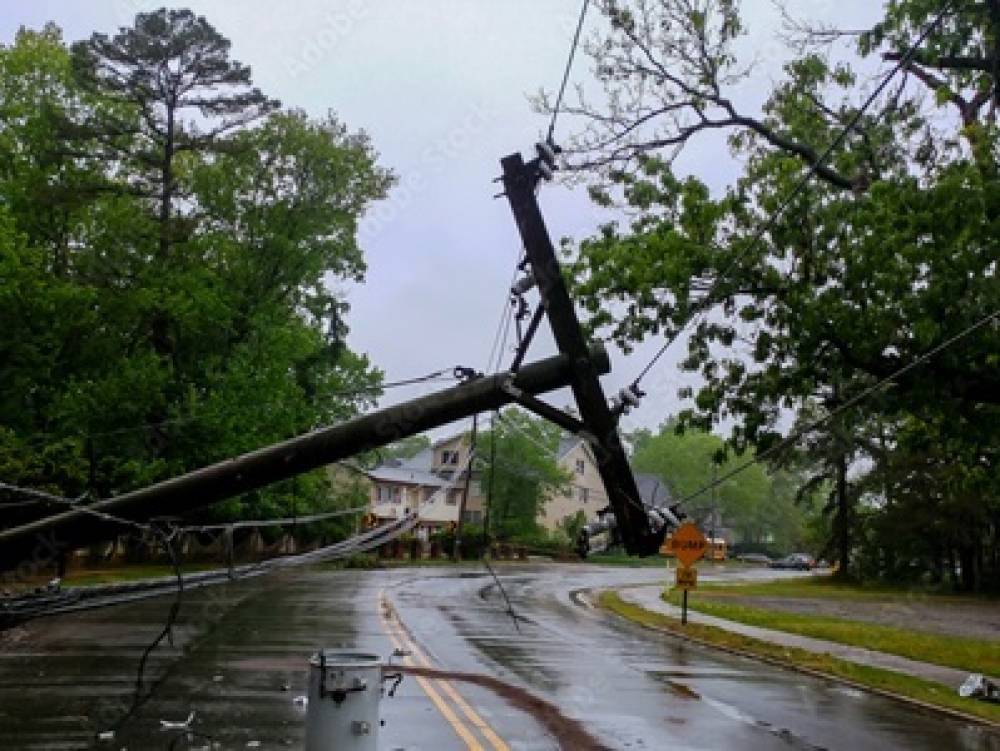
(0, 347, 609, 572)
(500, 150, 662, 556)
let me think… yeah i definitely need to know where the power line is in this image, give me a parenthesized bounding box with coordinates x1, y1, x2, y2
(6, 369, 462, 445)
(0, 483, 154, 533)
(674, 309, 999, 507)
(179, 506, 366, 532)
(548, 0, 592, 142)
(95, 371, 460, 438)
(486, 261, 520, 373)
(629, 1, 957, 388)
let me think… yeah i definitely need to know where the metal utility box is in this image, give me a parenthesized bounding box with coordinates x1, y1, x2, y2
(305, 651, 383, 751)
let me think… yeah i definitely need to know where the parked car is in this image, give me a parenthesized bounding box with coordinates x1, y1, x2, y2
(736, 553, 772, 565)
(769, 553, 814, 570)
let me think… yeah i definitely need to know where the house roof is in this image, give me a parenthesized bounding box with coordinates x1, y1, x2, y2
(634, 472, 672, 506)
(556, 434, 580, 460)
(366, 464, 446, 487)
(432, 431, 467, 449)
(372, 431, 675, 510)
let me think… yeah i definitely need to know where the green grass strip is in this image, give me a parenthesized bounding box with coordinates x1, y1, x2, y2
(598, 590, 1000, 726)
(663, 589, 1000, 675)
(695, 574, 999, 602)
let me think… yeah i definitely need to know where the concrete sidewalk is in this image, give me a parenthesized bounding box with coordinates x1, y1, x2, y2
(617, 584, 970, 689)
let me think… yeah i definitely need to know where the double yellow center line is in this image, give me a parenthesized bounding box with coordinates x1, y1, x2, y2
(378, 591, 509, 751)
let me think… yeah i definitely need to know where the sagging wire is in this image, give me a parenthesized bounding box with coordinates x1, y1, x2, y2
(0, 482, 86, 510)
(671, 308, 1000, 508)
(4, 367, 463, 447)
(0, 483, 154, 535)
(486, 259, 522, 374)
(547, 0, 592, 143)
(105, 523, 185, 740)
(178, 506, 366, 533)
(479, 411, 522, 632)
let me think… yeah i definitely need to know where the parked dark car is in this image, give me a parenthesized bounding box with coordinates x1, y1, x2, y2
(769, 553, 814, 570)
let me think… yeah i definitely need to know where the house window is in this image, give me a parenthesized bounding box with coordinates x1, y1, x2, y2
(422, 487, 435, 502)
(441, 450, 459, 465)
(392, 487, 402, 504)
(575, 459, 585, 475)
(376, 486, 392, 504)
(578, 487, 589, 503)
(446, 489, 460, 505)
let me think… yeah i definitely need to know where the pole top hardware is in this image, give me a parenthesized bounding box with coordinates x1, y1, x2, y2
(535, 140, 561, 181)
(610, 384, 645, 418)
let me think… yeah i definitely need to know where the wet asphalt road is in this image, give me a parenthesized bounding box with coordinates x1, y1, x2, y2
(1, 563, 998, 750)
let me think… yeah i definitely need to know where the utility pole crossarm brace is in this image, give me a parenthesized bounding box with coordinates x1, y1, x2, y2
(499, 150, 662, 556)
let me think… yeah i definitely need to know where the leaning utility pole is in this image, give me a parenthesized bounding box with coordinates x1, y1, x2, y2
(499, 148, 663, 556)
(0, 348, 608, 572)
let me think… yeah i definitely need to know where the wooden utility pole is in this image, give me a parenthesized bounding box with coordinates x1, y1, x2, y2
(454, 413, 478, 562)
(500, 151, 659, 555)
(0, 348, 608, 572)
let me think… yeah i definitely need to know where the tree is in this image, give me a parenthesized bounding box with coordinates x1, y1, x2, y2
(0, 18, 392, 532)
(554, 1, 999, 586)
(479, 409, 569, 540)
(380, 435, 432, 462)
(630, 420, 812, 552)
(69, 8, 278, 262)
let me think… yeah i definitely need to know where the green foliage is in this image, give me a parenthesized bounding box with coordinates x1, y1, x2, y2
(479, 409, 570, 540)
(380, 435, 432, 462)
(0, 16, 392, 529)
(631, 421, 817, 553)
(563, 1, 999, 588)
(556, 509, 588, 545)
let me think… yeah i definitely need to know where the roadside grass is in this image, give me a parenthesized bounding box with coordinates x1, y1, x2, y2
(695, 574, 999, 602)
(62, 562, 218, 587)
(588, 555, 747, 569)
(663, 589, 1000, 676)
(585, 554, 668, 567)
(598, 591, 1000, 726)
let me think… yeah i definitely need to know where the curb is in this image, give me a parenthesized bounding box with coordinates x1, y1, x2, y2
(594, 587, 1000, 730)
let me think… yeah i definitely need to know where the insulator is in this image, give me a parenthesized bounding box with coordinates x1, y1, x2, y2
(536, 140, 558, 167)
(621, 384, 644, 407)
(610, 384, 646, 416)
(538, 161, 554, 181)
(511, 272, 536, 296)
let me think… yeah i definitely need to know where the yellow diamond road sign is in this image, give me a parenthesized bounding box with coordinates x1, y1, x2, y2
(668, 522, 708, 567)
(675, 565, 698, 590)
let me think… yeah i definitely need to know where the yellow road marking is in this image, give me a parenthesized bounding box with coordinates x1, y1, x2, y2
(392, 628, 511, 751)
(382, 624, 484, 750)
(378, 590, 509, 751)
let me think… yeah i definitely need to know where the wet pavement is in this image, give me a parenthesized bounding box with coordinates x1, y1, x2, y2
(0, 563, 998, 750)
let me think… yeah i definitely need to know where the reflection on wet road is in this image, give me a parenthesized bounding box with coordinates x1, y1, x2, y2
(1, 564, 997, 750)
(388, 565, 1000, 751)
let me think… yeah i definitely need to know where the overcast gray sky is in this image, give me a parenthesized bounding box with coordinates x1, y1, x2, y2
(3, 1, 881, 437)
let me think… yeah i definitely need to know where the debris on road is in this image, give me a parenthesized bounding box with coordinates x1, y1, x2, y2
(959, 674, 1000, 704)
(160, 710, 196, 730)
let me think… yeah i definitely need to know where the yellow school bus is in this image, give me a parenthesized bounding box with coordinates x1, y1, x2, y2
(708, 537, 727, 561)
(660, 535, 728, 561)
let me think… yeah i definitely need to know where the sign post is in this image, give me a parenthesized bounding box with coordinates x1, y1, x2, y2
(666, 523, 708, 625)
